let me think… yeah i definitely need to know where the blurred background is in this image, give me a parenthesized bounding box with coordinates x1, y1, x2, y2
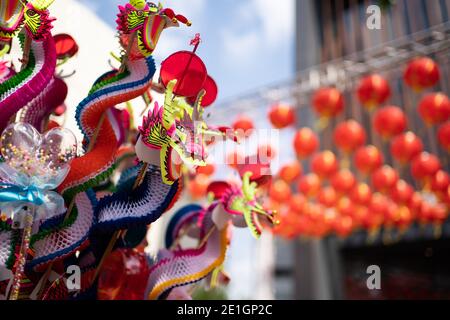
(21, 0, 450, 299)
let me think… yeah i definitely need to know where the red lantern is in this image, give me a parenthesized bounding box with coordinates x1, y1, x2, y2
(331, 169, 356, 195)
(311, 151, 339, 179)
(232, 115, 254, 138)
(268, 103, 296, 129)
(350, 183, 372, 206)
(333, 120, 366, 153)
(317, 186, 338, 208)
(411, 152, 441, 183)
(293, 127, 319, 159)
(437, 121, 450, 152)
(188, 174, 209, 199)
(356, 74, 391, 110)
(297, 173, 321, 198)
(404, 57, 440, 92)
(431, 170, 450, 194)
(336, 197, 355, 217)
(269, 179, 292, 203)
(371, 165, 399, 193)
(279, 161, 302, 183)
(257, 144, 277, 161)
(390, 132, 424, 164)
(312, 87, 344, 118)
(418, 93, 450, 125)
(196, 163, 215, 176)
(373, 106, 407, 139)
(333, 215, 354, 238)
(290, 193, 307, 214)
(391, 180, 414, 204)
(354, 145, 383, 175)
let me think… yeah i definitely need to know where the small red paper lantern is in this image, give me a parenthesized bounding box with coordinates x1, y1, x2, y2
(391, 180, 414, 204)
(371, 165, 399, 193)
(331, 169, 356, 195)
(437, 121, 450, 152)
(232, 115, 254, 138)
(297, 173, 321, 198)
(369, 193, 389, 216)
(54, 33, 79, 59)
(279, 161, 302, 183)
(317, 186, 338, 208)
(418, 93, 450, 125)
(333, 215, 354, 238)
(373, 106, 407, 139)
(333, 120, 366, 153)
(290, 193, 307, 214)
(336, 197, 355, 217)
(431, 170, 450, 194)
(293, 127, 319, 159)
(269, 179, 292, 203)
(188, 174, 209, 199)
(268, 103, 296, 129)
(356, 74, 391, 110)
(350, 183, 372, 206)
(390, 132, 424, 164)
(196, 163, 215, 176)
(311, 150, 339, 179)
(312, 87, 344, 118)
(411, 152, 441, 182)
(404, 57, 440, 92)
(354, 145, 383, 174)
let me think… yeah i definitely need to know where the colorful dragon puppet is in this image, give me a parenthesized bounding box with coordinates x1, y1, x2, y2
(145, 172, 278, 300)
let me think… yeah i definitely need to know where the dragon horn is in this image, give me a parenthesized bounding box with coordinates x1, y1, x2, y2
(30, 0, 55, 10)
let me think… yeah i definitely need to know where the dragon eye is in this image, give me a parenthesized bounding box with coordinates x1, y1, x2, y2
(137, 10, 143, 16)
(27, 9, 36, 16)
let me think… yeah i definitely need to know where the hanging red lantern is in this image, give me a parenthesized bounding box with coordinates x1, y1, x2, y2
(311, 150, 339, 179)
(317, 186, 338, 208)
(333, 215, 354, 238)
(186, 75, 218, 107)
(369, 193, 389, 217)
(408, 192, 423, 219)
(279, 161, 302, 183)
(268, 103, 296, 129)
(289, 193, 307, 214)
(356, 74, 391, 110)
(312, 87, 344, 118)
(373, 106, 407, 139)
(431, 170, 450, 195)
(371, 165, 399, 193)
(269, 179, 292, 203)
(390, 132, 424, 164)
(331, 169, 356, 195)
(232, 115, 254, 138)
(418, 93, 450, 125)
(391, 180, 414, 205)
(411, 152, 441, 183)
(333, 120, 366, 153)
(437, 121, 450, 152)
(354, 145, 383, 175)
(196, 163, 216, 176)
(336, 197, 355, 217)
(404, 57, 440, 92)
(297, 173, 321, 198)
(293, 127, 319, 159)
(350, 183, 372, 206)
(188, 174, 210, 199)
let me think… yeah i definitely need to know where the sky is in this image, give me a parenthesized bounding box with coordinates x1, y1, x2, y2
(76, 0, 295, 103)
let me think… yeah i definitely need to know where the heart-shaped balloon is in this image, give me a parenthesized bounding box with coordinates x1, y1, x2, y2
(0, 123, 77, 189)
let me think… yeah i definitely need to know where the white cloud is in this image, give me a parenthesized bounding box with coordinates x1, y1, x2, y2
(221, 29, 260, 63)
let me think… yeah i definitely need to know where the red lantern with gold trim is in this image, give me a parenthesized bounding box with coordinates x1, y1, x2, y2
(356, 74, 391, 110)
(311, 150, 339, 179)
(268, 103, 296, 129)
(390, 132, 424, 164)
(411, 152, 441, 183)
(331, 169, 356, 195)
(438, 121, 450, 152)
(333, 120, 366, 154)
(293, 127, 319, 159)
(312, 87, 344, 119)
(418, 93, 450, 125)
(404, 57, 440, 92)
(371, 165, 399, 193)
(354, 145, 383, 175)
(297, 173, 321, 198)
(373, 106, 407, 139)
(279, 161, 302, 183)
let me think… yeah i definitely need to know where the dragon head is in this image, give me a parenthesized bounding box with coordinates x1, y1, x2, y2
(22, 0, 55, 41)
(220, 172, 278, 239)
(117, 1, 191, 57)
(138, 79, 206, 185)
